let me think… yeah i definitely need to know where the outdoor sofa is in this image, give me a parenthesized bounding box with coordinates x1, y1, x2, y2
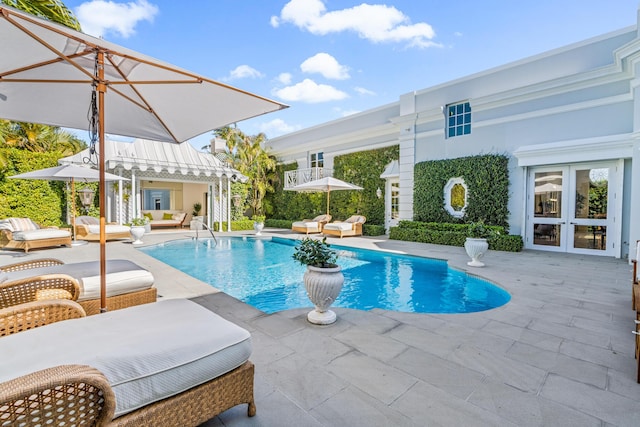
(322, 215, 367, 238)
(0, 258, 156, 315)
(74, 215, 131, 241)
(0, 298, 255, 426)
(0, 217, 71, 253)
(291, 214, 332, 235)
(142, 210, 187, 229)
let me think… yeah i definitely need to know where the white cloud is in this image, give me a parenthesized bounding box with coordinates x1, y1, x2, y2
(300, 53, 349, 80)
(258, 119, 300, 137)
(273, 79, 348, 103)
(75, 0, 158, 38)
(277, 72, 293, 85)
(338, 108, 360, 117)
(354, 86, 376, 96)
(227, 65, 264, 81)
(271, 0, 438, 48)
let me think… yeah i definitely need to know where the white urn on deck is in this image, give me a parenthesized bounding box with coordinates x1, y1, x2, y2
(252, 215, 265, 236)
(130, 226, 145, 245)
(292, 237, 343, 325)
(303, 265, 344, 324)
(464, 237, 488, 267)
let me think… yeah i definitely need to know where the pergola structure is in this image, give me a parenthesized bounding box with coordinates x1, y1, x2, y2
(60, 138, 246, 231)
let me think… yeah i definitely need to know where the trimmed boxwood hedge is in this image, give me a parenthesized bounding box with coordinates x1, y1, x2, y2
(389, 221, 523, 252)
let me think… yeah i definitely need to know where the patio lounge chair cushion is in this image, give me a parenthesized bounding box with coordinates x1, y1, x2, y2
(0, 298, 252, 417)
(10, 228, 70, 241)
(324, 222, 354, 231)
(1, 260, 154, 301)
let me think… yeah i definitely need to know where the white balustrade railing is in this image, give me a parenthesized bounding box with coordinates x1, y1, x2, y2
(284, 168, 333, 189)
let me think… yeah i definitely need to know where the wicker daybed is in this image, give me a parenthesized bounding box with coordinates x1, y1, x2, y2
(0, 217, 71, 252)
(74, 215, 131, 241)
(322, 215, 367, 238)
(0, 299, 255, 426)
(291, 214, 332, 235)
(0, 258, 156, 315)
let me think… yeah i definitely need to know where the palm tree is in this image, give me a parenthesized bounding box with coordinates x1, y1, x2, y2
(1, 121, 85, 155)
(1, 0, 80, 30)
(214, 127, 279, 216)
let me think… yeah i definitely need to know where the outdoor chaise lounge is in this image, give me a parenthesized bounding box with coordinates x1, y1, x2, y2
(0, 217, 71, 253)
(322, 215, 366, 238)
(142, 210, 188, 229)
(0, 258, 156, 315)
(74, 215, 131, 241)
(291, 214, 332, 235)
(0, 298, 255, 426)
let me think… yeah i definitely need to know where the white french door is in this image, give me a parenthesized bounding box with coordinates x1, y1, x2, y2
(526, 162, 620, 256)
(385, 178, 400, 232)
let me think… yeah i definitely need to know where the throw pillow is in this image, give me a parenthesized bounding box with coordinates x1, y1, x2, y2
(144, 212, 153, 221)
(163, 212, 173, 220)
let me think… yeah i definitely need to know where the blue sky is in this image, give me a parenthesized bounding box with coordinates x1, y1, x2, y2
(61, 0, 640, 150)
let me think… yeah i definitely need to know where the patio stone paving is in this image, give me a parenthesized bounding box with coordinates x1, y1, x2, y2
(2, 227, 638, 426)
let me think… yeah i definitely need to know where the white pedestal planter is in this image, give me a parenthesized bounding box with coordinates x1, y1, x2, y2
(464, 237, 489, 267)
(130, 226, 145, 245)
(253, 222, 264, 236)
(190, 217, 204, 230)
(303, 265, 344, 325)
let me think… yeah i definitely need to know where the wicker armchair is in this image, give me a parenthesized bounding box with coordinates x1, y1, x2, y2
(0, 361, 255, 426)
(0, 299, 86, 337)
(0, 258, 157, 315)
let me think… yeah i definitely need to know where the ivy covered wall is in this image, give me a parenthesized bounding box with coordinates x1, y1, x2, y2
(413, 154, 510, 228)
(268, 145, 399, 224)
(0, 148, 68, 225)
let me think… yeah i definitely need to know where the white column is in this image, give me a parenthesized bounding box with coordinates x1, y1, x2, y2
(131, 170, 137, 221)
(218, 178, 223, 232)
(227, 178, 232, 231)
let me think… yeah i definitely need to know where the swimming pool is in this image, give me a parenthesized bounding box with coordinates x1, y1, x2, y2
(139, 236, 510, 314)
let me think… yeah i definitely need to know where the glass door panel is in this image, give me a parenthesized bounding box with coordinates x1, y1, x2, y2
(531, 170, 567, 251)
(569, 167, 610, 253)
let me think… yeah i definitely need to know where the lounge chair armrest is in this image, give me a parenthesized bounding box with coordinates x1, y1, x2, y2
(0, 364, 116, 426)
(0, 258, 64, 272)
(0, 299, 86, 337)
(0, 274, 80, 309)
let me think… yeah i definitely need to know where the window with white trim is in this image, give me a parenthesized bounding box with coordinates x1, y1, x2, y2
(310, 152, 324, 168)
(446, 101, 471, 138)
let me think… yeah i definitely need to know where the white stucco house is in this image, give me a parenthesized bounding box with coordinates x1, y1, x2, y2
(268, 12, 640, 259)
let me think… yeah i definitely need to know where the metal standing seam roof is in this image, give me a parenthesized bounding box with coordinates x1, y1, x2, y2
(60, 139, 245, 179)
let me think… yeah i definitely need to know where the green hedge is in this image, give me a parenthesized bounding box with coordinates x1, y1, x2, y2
(389, 221, 523, 252)
(414, 154, 510, 227)
(0, 148, 70, 226)
(267, 146, 399, 225)
(212, 219, 254, 232)
(363, 224, 386, 236)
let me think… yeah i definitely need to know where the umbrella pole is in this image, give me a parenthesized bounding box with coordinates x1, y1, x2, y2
(326, 190, 330, 215)
(71, 178, 76, 241)
(98, 50, 107, 313)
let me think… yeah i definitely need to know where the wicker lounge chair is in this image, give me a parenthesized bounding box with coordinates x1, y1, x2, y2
(291, 214, 332, 235)
(0, 258, 156, 315)
(0, 299, 255, 426)
(322, 215, 366, 238)
(0, 217, 71, 253)
(75, 215, 131, 241)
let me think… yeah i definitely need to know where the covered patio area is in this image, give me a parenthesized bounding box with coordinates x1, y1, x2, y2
(60, 138, 245, 231)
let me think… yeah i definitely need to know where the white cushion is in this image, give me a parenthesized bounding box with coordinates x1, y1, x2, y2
(76, 216, 99, 225)
(86, 224, 130, 234)
(292, 221, 318, 229)
(0, 270, 7, 283)
(11, 228, 70, 241)
(0, 299, 252, 417)
(324, 222, 353, 231)
(78, 270, 154, 301)
(3, 260, 153, 300)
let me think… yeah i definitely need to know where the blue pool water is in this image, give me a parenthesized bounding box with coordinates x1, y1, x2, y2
(139, 237, 510, 314)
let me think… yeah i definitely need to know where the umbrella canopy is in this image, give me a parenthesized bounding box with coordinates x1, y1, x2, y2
(10, 164, 126, 182)
(290, 177, 363, 215)
(0, 5, 287, 312)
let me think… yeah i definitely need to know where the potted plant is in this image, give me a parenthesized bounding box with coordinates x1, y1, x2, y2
(252, 214, 266, 235)
(292, 237, 343, 324)
(464, 220, 497, 267)
(130, 217, 149, 245)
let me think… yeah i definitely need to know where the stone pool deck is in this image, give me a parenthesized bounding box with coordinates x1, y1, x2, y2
(1, 228, 637, 426)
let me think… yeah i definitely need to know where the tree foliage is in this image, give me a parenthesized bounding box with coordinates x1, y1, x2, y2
(213, 126, 278, 216)
(1, 0, 81, 30)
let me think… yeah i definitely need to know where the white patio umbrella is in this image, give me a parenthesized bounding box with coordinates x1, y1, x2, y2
(10, 164, 128, 242)
(290, 177, 363, 216)
(0, 6, 287, 312)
